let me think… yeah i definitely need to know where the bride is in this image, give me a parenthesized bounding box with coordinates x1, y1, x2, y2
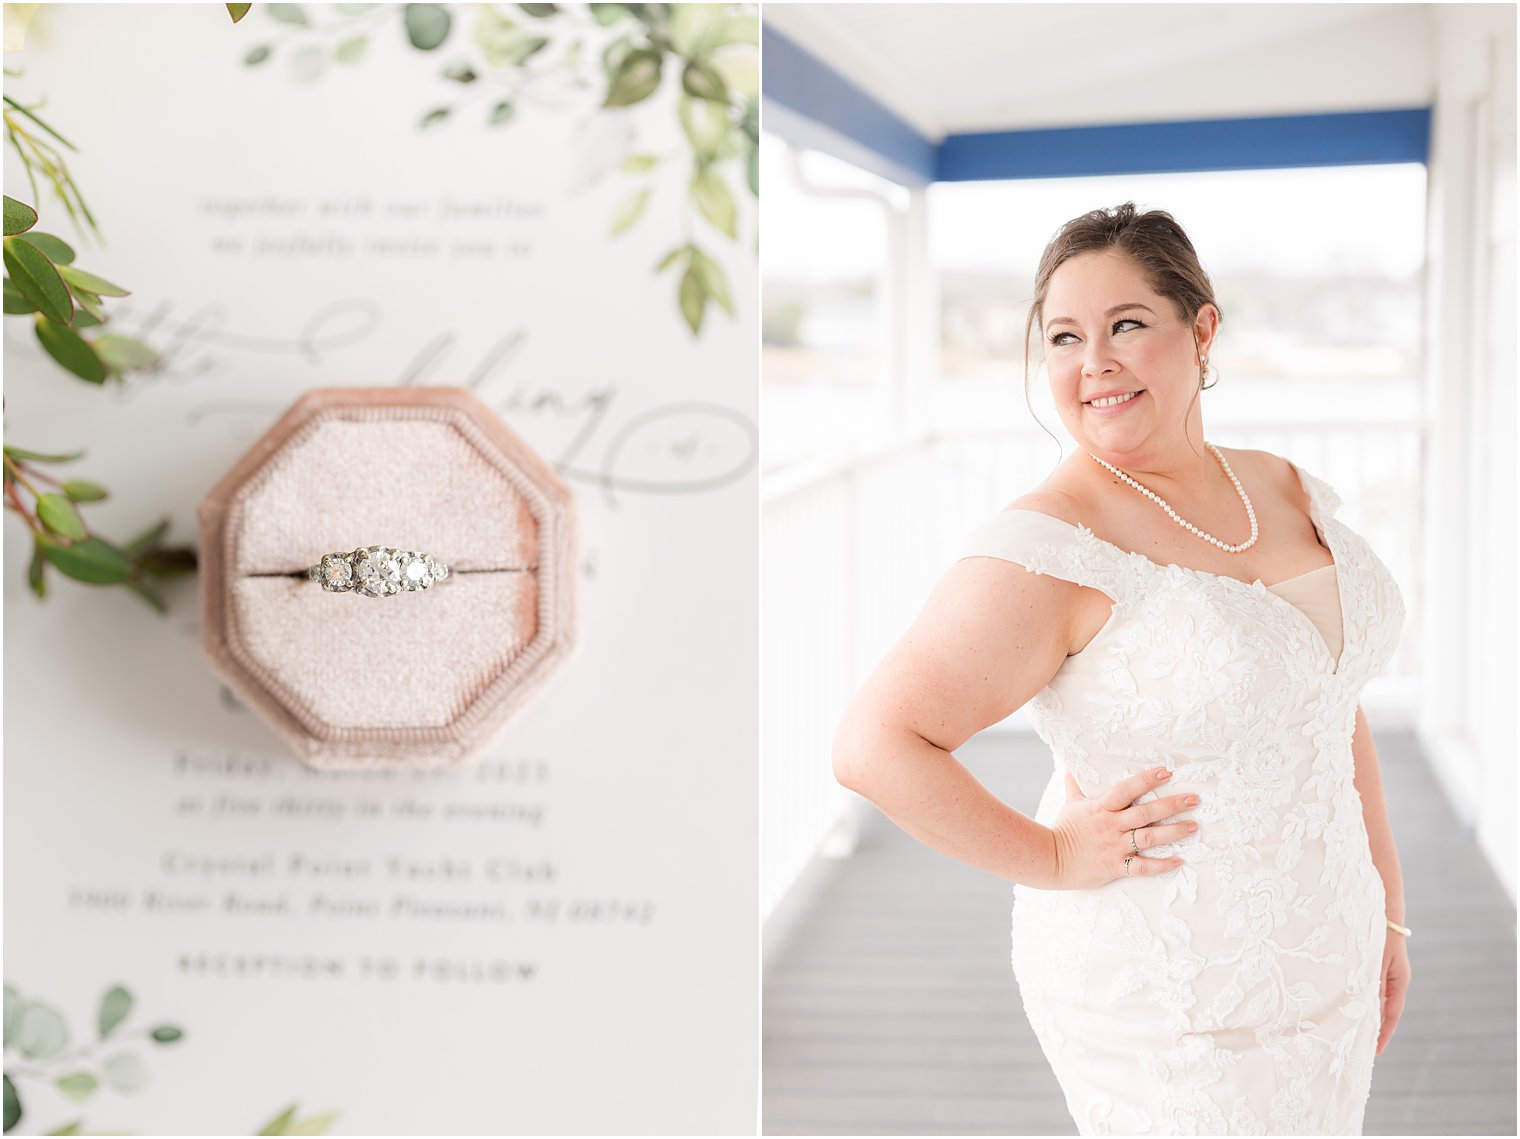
(831, 202, 1412, 1135)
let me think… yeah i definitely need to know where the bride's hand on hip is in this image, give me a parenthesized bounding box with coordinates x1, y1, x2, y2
(1048, 767, 1199, 890)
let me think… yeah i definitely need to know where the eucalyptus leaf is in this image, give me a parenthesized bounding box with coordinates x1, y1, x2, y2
(266, 3, 308, 25)
(282, 1110, 341, 1135)
(245, 45, 271, 66)
(16, 1001, 68, 1060)
(28, 538, 46, 597)
(55, 1073, 97, 1103)
(621, 153, 658, 172)
(472, 6, 520, 68)
(334, 36, 368, 63)
(226, 3, 251, 22)
(589, 3, 626, 26)
(150, 1025, 183, 1044)
(689, 245, 733, 315)
(668, 4, 725, 58)
(4, 445, 85, 464)
(419, 107, 450, 129)
(4, 194, 38, 236)
(609, 188, 649, 237)
(4, 277, 37, 314)
(125, 518, 169, 558)
(93, 335, 161, 374)
(690, 166, 736, 238)
(63, 479, 107, 503)
(714, 127, 748, 162)
(5, 236, 74, 324)
(58, 264, 129, 297)
(501, 34, 548, 66)
(404, 4, 451, 50)
(257, 1105, 299, 1136)
(3, 985, 19, 1046)
(678, 93, 729, 159)
(100, 1050, 147, 1094)
(489, 100, 515, 125)
(747, 144, 758, 196)
(443, 61, 477, 83)
(23, 231, 75, 264)
(48, 1120, 84, 1135)
(98, 986, 132, 1038)
(601, 33, 632, 78)
(125, 580, 168, 614)
(37, 493, 87, 541)
(603, 48, 661, 107)
(69, 286, 106, 323)
(654, 246, 688, 274)
(291, 43, 325, 81)
(518, 3, 557, 15)
(3, 1073, 18, 1133)
(34, 315, 106, 384)
(716, 12, 758, 47)
(678, 263, 705, 335)
(711, 46, 757, 100)
(681, 60, 726, 103)
(40, 536, 132, 584)
(71, 308, 103, 330)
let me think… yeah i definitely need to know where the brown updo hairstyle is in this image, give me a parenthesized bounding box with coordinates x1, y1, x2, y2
(1021, 202, 1223, 454)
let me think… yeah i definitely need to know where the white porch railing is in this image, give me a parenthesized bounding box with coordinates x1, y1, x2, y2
(761, 421, 1424, 921)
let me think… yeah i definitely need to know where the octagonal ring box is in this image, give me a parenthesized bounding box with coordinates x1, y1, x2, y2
(198, 386, 576, 771)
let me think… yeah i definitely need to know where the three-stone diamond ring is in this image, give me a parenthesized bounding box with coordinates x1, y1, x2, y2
(307, 546, 450, 598)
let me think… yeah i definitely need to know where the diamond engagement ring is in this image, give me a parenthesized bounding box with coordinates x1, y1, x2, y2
(307, 546, 450, 598)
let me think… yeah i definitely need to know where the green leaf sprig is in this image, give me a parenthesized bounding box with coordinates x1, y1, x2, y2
(598, 4, 757, 334)
(3, 69, 160, 381)
(234, 3, 758, 337)
(3, 982, 183, 1133)
(2, 192, 158, 385)
(2, 446, 195, 612)
(4, 980, 338, 1135)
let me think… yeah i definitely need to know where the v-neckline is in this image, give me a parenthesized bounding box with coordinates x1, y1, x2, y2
(1004, 464, 1350, 675)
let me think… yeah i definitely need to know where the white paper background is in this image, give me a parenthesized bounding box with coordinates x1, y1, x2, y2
(2, 5, 757, 1134)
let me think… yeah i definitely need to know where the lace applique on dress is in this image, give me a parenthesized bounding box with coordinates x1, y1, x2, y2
(957, 460, 1406, 1136)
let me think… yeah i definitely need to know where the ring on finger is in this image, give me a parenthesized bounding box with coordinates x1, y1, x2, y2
(1123, 854, 1135, 876)
(1128, 828, 1141, 853)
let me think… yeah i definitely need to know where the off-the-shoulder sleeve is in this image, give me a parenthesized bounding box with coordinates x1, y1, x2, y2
(1285, 458, 1343, 520)
(957, 509, 1134, 600)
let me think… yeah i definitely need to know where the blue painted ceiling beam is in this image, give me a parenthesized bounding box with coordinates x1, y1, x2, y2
(936, 109, 1432, 181)
(762, 25, 1431, 184)
(761, 25, 937, 187)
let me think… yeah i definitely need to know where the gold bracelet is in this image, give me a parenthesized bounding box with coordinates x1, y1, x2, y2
(1386, 917, 1411, 938)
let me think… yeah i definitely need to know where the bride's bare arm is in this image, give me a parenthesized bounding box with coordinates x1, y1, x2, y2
(831, 552, 1082, 889)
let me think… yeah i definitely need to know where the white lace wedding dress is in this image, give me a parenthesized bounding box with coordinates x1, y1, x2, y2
(958, 461, 1405, 1136)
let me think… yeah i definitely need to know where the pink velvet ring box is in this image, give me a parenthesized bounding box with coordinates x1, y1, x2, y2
(198, 386, 576, 771)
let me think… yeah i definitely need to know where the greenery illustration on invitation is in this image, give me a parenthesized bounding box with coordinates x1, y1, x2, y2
(3, 982, 337, 1136)
(232, 2, 759, 335)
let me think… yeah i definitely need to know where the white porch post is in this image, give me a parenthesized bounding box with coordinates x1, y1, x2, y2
(900, 187, 937, 434)
(1420, 4, 1516, 900)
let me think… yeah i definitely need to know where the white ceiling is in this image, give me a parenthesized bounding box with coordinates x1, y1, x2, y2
(763, 3, 1439, 141)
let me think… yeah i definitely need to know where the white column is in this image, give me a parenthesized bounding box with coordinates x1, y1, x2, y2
(900, 187, 937, 433)
(1419, 3, 1516, 900)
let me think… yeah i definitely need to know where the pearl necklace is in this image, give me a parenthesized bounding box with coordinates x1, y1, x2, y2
(1085, 442, 1259, 553)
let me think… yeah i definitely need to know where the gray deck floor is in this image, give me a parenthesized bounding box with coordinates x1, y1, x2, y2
(763, 728, 1516, 1136)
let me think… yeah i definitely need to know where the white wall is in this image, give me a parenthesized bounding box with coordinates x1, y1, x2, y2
(1420, 3, 1517, 901)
